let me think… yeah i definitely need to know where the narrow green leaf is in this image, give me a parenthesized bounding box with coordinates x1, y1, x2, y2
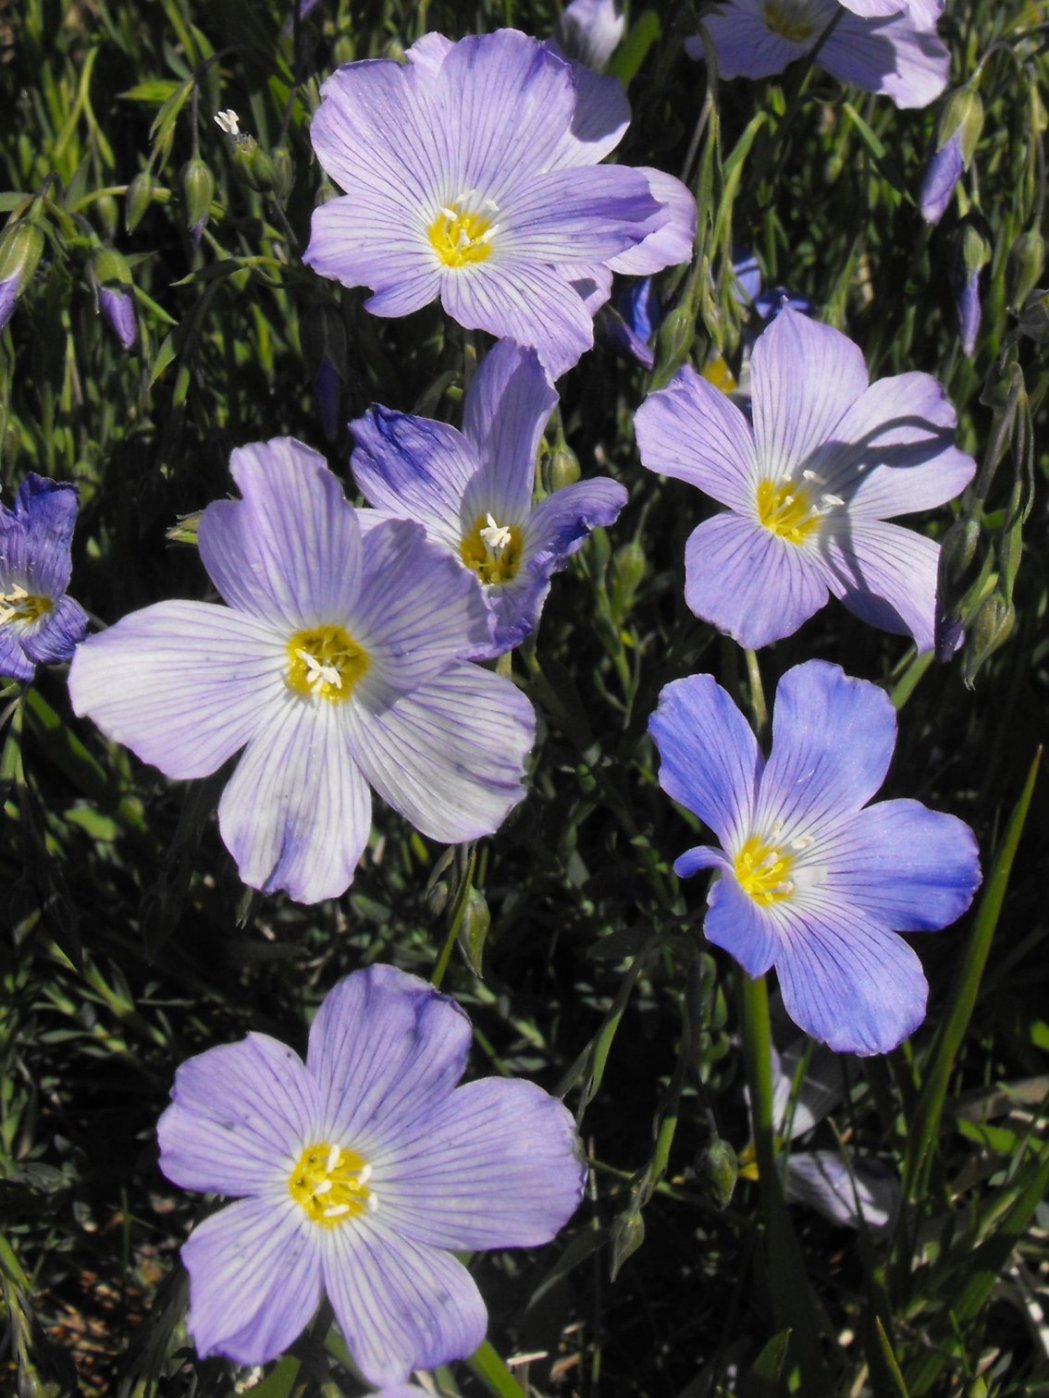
(467, 1339, 527, 1398)
(607, 10, 660, 86)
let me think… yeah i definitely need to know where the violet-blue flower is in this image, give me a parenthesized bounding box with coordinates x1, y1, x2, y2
(351, 339, 628, 658)
(304, 29, 693, 376)
(0, 474, 88, 682)
(158, 964, 585, 1380)
(68, 438, 534, 904)
(635, 307, 976, 652)
(690, 0, 949, 110)
(648, 660, 981, 1054)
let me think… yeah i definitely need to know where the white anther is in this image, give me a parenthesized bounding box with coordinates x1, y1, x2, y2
(480, 513, 514, 552)
(324, 1203, 351, 1219)
(757, 852, 780, 871)
(483, 196, 499, 211)
(801, 469, 825, 484)
(440, 206, 458, 220)
(820, 493, 845, 508)
(312, 1179, 334, 1196)
(215, 109, 241, 135)
(366, 1194, 379, 1215)
(297, 649, 342, 693)
(0, 584, 29, 624)
(325, 1143, 340, 1174)
(782, 494, 795, 507)
(456, 229, 470, 249)
(790, 835, 814, 851)
(769, 820, 784, 838)
(357, 1163, 373, 1185)
(771, 880, 795, 896)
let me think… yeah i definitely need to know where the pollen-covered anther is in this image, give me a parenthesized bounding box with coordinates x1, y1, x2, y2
(734, 833, 797, 907)
(461, 512, 524, 586)
(0, 584, 53, 627)
(756, 477, 822, 546)
(286, 624, 369, 703)
(428, 191, 500, 269)
(288, 1141, 376, 1227)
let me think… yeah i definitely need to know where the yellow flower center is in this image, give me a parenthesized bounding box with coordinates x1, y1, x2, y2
(734, 833, 796, 906)
(428, 195, 497, 269)
(702, 355, 738, 395)
(756, 478, 822, 546)
(0, 585, 53, 627)
(763, 0, 818, 41)
(285, 625, 369, 703)
(288, 1142, 374, 1228)
(460, 513, 524, 586)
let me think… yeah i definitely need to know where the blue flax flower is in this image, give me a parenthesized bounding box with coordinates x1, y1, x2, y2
(69, 439, 534, 904)
(690, 0, 948, 110)
(635, 308, 976, 651)
(304, 29, 693, 376)
(0, 474, 88, 682)
(648, 660, 981, 1054)
(158, 964, 585, 1380)
(351, 339, 628, 658)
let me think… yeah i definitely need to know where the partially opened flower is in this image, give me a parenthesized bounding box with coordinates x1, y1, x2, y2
(351, 339, 628, 658)
(555, 0, 626, 70)
(690, 0, 949, 110)
(69, 438, 534, 904)
(635, 307, 976, 652)
(305, 29, 693, 376)
(648, 660, 981, 1054)
(0, 474, 88, 682)
(159, 964, 585, 1380)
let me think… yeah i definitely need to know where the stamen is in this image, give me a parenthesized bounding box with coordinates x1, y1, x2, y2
(790, 835, 814, 851)
(0, 584, 53, 627)
(326, 1143, 340, 1174)
(313, 1179, 333, 1196)
(324, 1203, 351, 1219)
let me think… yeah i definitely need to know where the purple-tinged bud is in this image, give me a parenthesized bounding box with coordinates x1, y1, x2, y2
(181, 156, 215, 246)
(554, 0, 625, 71)
(301, 303, 347, 441)
(1006, 230, 1045, 311)
(954, 222, 990, 356)
(920, 85, 984, 226)
(0, 222, 44, 331)
(125, 171, 154, 234)
(91, 248, 137, 352)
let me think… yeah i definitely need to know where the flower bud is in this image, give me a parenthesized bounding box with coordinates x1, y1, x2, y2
(953, 222, 990, 356)
(181, 156, 215, 245)
(0, 221, 45, 331)
(920, 86, 983, 226)
(1015, 287, 1049, 344)
(608, 539, 646, 623)
(125, 171, 154, 234)
(652, 301, 696, 387)
(457, 886, 491, 977)
(270, 147, 294, 205)
(963, 593, 1015, 687)
(545, 444, 581, 493)
(695, 1137, 739, 1210)
(1006, 230, 1045, 311)
(302, 303, 347, 440)
(609, 1206, 645, 1280)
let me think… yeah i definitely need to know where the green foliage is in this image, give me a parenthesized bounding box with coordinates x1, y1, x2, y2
(1, 0, 1048, 1395)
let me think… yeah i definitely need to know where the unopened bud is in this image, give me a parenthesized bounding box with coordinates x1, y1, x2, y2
(96, 193, 119, 237)
(181, 156, 215, 245)
(963, 594, 1015, 686)
(91, 247, 137, 349)
(938, 518, 981, 589)
(0, 221, 45, 331)
(938, 84, 984, 168)
(545, 444, 580, 493)
(1016, 287, 1049, 344)
(271, 147, 294, 204)
(166, 511, 202, 546)
(695, 1138, 739, 1210)
(457, 886, 491, 978)
(609, 1207, 645, 1280)
(125, 171, 154, 233)
(608, 539, 646, 623)
(652, 302, 696, 385)
(1007, 231, 1046, 312)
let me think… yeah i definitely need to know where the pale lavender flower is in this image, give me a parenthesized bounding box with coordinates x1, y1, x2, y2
(351, 339, 627, 658)
(635, 308, 976, 651)
(649, 661, 981, 1054)
(69, 439, 534, 904)
(159, 964, 585, 1380)
(0, 474, 88, 682)
(555, 0, 626, 70)
(304, 30, 693, 376)
(690, 0, 950, 110)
